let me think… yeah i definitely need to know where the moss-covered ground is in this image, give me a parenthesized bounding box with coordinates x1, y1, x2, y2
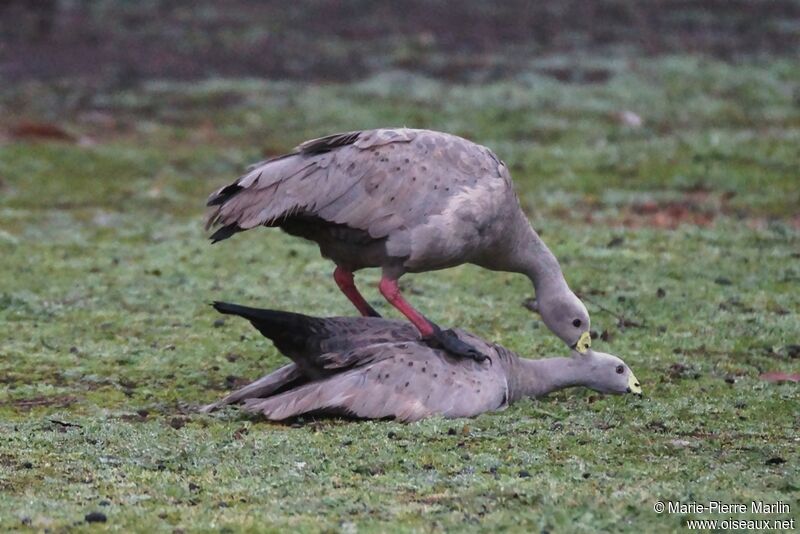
(1, 38, 798, 533)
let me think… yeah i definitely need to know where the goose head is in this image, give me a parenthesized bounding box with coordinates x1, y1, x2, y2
(538, 290, 592, 354)
(580, 350, 642, 395)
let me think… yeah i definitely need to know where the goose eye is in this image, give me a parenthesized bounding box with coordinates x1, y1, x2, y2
(572, 319, 582, 328)
(616, 365, 625, 374)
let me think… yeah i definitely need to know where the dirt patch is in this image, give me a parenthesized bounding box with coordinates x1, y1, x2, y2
(9, 121, 76, 142)
(2, 1, 798, 84)
(10, 395, 78, 410)
(620, 199, 717, 229)
(578, 190, 799, 230)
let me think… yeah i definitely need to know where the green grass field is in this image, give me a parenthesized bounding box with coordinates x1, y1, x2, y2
(1, 52, 798, 532)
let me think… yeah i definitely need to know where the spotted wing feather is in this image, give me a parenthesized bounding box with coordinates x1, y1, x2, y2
(205, 129, 512, 264)
(242, 340, 508, 422)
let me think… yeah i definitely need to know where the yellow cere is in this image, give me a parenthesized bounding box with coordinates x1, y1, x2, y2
(576, 331, 592, 354)
(627, 372, 642, 395)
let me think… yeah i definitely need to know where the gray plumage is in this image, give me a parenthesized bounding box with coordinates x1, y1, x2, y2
(207, 128, 511, 271)
(205, 128, 593, 354)
(201, 302, 642, 422)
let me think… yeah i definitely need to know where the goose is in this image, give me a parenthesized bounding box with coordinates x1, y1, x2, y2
(201, 302, 642, 422)
(206, 128, 592, 361)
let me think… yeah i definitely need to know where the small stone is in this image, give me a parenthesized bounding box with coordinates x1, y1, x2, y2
(169, 417, 186, 430)
(225, 375, 244, 388)
(518, 470, 531, 478)
(85, 512, 107, 523)
(646, 420, 668, 433)
(616, 110, 643, 127)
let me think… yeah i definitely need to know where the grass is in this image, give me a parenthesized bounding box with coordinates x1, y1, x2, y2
(0, 53, 798, 532)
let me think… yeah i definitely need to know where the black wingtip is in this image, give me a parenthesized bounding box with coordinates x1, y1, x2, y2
(209, 223, 242, 243)
(212, 301, 251, 316)
(209, 301, 318, 351)
(211, 301, 295, 323)
(206, 184, 244, 207)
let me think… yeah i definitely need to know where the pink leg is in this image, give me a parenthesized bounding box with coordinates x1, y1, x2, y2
(378, 276, 435, 337)
(334, 267, 380, 317)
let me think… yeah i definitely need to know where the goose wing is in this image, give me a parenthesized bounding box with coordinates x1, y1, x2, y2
(205, 129, 510, 263)
(243, 340, 508, 422)
(212, 301, 419, 369)
(199, 363, 302, 413)
(206, 128, 417, 242)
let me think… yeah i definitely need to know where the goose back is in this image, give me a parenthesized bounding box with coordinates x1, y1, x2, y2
(241, 338, 510, 422)
(206, 128, 517, 271)
(206, 303, 512, 421)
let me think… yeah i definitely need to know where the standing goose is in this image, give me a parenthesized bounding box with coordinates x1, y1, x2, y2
(201, 302, 641, 422)
(206, 128, 592, 360)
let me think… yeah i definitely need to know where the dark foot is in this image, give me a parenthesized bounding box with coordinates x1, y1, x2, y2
(425, 327, 491, 363)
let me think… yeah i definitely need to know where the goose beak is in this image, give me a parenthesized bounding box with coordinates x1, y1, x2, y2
(626, 372, 642, 396)
(572, 331, 592, 354)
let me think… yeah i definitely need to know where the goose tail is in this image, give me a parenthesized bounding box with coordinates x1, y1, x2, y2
(212, 301, 313, 339)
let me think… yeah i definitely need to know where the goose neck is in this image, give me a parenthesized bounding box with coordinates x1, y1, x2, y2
(510, 356, 583, 401)
(510, 223, 568, 293)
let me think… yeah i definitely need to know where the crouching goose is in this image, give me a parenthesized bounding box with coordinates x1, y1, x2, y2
(206, 128, 592, 361)
(201, 302, 641, 422)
